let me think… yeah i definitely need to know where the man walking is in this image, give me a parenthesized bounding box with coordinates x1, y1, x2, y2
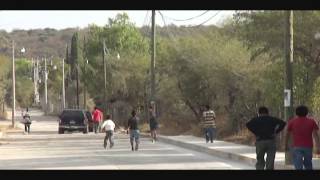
(149, 106, 159, 143)
(200, 105, 216, 143)
(101, 114, 115, 149)
(127, 110, 140, 151)
(92, 106, 102, 134)
(246, 106, 286, 170)
(285, 105, 320, 170)
(22, 107, 32, 134)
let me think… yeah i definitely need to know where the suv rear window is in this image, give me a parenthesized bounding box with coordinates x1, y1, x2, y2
(60, 111, 84, 121)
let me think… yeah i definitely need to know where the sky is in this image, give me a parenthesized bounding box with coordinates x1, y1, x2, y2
(0, 10, 235, 32)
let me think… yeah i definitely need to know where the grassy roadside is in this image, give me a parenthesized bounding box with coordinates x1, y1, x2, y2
(0, 124, 10, 132)
(0, 124, 22, 133)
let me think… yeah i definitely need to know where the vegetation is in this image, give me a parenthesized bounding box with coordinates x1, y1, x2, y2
(1, 11, 320, 144)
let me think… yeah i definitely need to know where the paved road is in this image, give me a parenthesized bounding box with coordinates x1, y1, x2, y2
(0, 111, 253, 170)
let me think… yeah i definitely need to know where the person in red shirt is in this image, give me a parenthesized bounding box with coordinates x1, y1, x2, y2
(92, 106, 103, 134)
(285, 105, 320, 170)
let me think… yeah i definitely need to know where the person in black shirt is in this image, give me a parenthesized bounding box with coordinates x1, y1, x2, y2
(246, 106, 286, 170)
(127, 110, 140, 151)
(149, 106, 159, 143)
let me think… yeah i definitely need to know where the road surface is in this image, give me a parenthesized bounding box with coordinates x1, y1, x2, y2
(0, 110, 253, 169)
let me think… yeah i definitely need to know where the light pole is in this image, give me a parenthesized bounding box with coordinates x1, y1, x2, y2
(11, 41, 25, 128)
(284, 10, 294, 165)
(62, 58, 65, 109)
(44, 57, 48, 114)
(150, 10, 156, 116)
(32, 57, 40, 106)
(102, 41, 119, 116)
(103, 40, 107, 115)
(12, 40, 15, 128)
(84, 58, 88, 109)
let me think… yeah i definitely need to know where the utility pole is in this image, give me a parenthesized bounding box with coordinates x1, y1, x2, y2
(83, 36, 87, 109)
(284, 10, 294, 165)
(76, 62, 80, 109)
(33, 58, 38, 105)
(32, 58, 35, 104)
(62, 58, 65, 109)
(150, 10, 156, 114)
(12, 40, 15, 128)
(44, 57, 48, 114)
(36, 58, 40, 105)
(103, 40, 107, 115)
(84, 58, 88, 109)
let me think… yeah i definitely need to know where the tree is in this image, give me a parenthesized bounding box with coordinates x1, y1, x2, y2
(83, 13, 149, 122)
(69, 32, 82, 108)
(0, 55, 10, 114)
(233, 11, 320, 108)
(13, 59, 34, 108)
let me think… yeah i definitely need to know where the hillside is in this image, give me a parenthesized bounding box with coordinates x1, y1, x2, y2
(0, 28, 77, 59)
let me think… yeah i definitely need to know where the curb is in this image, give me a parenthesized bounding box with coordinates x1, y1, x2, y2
(146, 133, 294, 170)
(157, 135, 255, 166)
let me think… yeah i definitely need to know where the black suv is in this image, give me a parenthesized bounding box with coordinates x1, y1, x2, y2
(58, 109, 92, 134)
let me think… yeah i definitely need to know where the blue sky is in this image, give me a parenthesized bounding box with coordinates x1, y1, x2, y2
(0, 11, 235, 32)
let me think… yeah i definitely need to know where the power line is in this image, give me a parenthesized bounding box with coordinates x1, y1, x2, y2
(191, 11, 222, 27)
(157, 11, 185, 54)
(158, 11, 235, 74)
(142, 11, 150, 27)
(162, 10, 210, 22)
(141, 11, 152, 42)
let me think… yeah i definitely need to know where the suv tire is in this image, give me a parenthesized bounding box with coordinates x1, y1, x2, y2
(58, 128, 64, 134)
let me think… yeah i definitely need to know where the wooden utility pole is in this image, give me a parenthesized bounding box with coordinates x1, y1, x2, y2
(103, 40, 107, 115)
(76, 63, 80, 109)
(44, 57, 48, 114)
(12, 40, 15, 128)
(62, 58, 65, 109)
(150, 10, 156, 113)
(84, 59, 87, 109)
(284, 10, 294, 165)
(83, 36, 87, 110)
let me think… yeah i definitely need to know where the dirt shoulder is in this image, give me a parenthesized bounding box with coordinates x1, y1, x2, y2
(0, 123, 23, 134)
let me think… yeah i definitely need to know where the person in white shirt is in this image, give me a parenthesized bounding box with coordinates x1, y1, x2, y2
(100, 114, 116, 149)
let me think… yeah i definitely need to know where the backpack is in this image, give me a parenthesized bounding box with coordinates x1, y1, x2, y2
(24, 114, 31, 124)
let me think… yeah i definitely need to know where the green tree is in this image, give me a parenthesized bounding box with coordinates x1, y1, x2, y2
(14, 59, 34, 108)
(233, 11, 320, 108)
(0, 55, 11, 114)
(83, 13, 149, 121)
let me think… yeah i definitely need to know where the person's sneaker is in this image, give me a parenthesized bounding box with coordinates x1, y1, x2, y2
(152, 139, 155, 143)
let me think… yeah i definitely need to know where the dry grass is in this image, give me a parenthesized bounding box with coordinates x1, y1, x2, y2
(0, 125, 9, 132)
(222, 132, 255, 146)
(0, 124, 21, 133)
(140, 123, 150, 133)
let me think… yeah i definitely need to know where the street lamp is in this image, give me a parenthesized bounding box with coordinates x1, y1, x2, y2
(12, 41, 25, 128)
(21, 47, 25, 54)
(83, 58, 88, 109)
